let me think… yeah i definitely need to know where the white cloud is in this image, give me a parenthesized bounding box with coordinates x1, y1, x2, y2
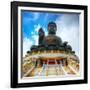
(23, 35, 39, 57)
(34, 24, 41, 32)
(24, 12, 39, 23)
(23, 24, 41, 57)
(33, 12, 39, 20)
(32, 35, 38, 45)
(23, 37, 33, 57)
(31, 31, 34, 35)
(43, 27, 48, 36)
(55, 14, 80, 58)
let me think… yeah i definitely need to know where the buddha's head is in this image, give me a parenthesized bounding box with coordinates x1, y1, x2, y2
(48, 22, 57, 35)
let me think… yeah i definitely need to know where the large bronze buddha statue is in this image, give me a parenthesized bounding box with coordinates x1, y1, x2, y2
(43, 22, 62, 47)
(29, 21, 73, 53)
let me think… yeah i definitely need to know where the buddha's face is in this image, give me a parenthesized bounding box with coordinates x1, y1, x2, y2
(48, 23, 57, 34)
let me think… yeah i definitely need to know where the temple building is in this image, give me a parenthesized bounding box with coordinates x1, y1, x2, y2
(23, 22, 80, 77)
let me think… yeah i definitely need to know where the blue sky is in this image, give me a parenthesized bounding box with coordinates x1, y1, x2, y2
(22, 11, 62, 38)
(22, 11, 80, 58)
